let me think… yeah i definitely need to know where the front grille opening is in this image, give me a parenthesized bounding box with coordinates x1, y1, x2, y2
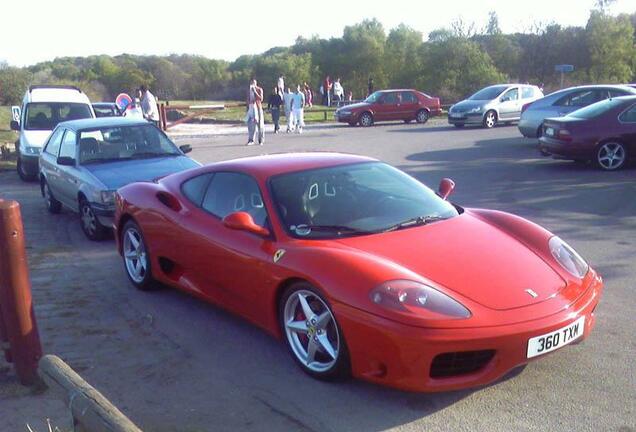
(430, 350, 496, 378)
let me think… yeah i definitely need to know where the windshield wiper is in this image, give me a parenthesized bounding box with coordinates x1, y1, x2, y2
(380, 215, 447, 233)
(82, 156, 132, 164)
(131, 152, 180, 159)
(291, 224, 371, 236)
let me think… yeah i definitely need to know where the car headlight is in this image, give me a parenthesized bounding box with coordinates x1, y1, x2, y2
(468, 106, 482, 114)
(370, 280, 471, 319)
(23, 146, 41, 155)
(549, 236, 588, 278)
(339, 110, 351, 115)
(100, 190, 116, 205)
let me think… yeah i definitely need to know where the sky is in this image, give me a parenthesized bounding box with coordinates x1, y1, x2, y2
(2, 0, 635, 67)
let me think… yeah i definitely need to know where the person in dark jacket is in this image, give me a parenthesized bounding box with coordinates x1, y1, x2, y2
(267, 87, 284, 134)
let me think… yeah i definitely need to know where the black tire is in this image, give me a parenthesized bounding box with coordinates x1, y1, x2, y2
(359, 112, 373, 127)
(16, 157, 36, 182)
(415, 109, 429, 124)
(41, 179, 62, 214)
(483, 110, 497, 129)
(79, 198, 107, 241)
(403, 119, 412, 124)
(121, 220, 157, 291)
(279, 281, 350, 381)
(453, 123, 465, 128)
(595, 141, 628, 171)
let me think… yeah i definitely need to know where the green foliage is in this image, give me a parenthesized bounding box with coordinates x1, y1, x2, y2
(586, 11, 635, 83)
(0, 64, 32, 105)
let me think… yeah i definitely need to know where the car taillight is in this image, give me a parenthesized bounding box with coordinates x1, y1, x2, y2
(521, 102, 532, 113)
(558, 129, 572, 141)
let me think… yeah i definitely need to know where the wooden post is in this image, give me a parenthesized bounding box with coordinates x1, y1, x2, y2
(39, 355, 143, 432)
(0, 199, 42, 385)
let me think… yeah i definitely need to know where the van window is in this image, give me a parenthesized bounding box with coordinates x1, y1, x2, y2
(25, 103, 92, 131)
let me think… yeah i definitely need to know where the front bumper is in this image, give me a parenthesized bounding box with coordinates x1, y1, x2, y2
(538, 137, 591, 161)
(335, 112, 357, 124)
(518, 119, 540, 138)
(19, 153, 40, 176)
(90, 202, 115, 229)
(334, 271, 603, 392)
(447, 112, 483, 125)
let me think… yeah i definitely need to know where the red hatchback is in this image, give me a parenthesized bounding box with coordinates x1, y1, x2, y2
(334, 90, 441, 127)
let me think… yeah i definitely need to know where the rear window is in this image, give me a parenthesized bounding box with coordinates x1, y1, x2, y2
(25, 103, 92, 130)
(567, 98, 624, 120)
(555, 90, 602, 107)
(522, 87, 536, 99)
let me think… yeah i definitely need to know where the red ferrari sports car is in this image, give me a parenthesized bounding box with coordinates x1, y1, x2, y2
(114, 153, 603, 392)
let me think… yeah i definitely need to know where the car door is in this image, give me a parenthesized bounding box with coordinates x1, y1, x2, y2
(498, 87, 521, 119)
(618, 102, 636, 154)
(40, 127, 65, 196)
(179, 171, 274, 322)
(398, 91, 420, 120)
(375, 92, 399, 121)
(55, 130, 81, 210)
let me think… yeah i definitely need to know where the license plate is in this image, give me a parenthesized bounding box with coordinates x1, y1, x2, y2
(545, 127, 555, 136)
(450, 113, 462, 118)
(527, 316, 585, 358)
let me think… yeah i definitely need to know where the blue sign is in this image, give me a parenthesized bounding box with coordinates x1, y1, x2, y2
(555, 64, 574, 73)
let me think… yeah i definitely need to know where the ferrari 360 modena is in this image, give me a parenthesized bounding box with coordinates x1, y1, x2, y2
(114, 152, 603, 392)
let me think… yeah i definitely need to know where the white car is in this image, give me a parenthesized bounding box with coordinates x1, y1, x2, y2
(10, 85, 94, 181)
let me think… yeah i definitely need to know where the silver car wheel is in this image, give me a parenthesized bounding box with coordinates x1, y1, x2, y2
(81, 203, 98, 235)
(283, 289, 340, 373)
(484, 111, 497, 128)
(597, 142, 626, 170)
(360, 113, 373, 127)
(123, 226, 148, 284)
(44, 183, 53, 209)
(416, 110, 429, 123)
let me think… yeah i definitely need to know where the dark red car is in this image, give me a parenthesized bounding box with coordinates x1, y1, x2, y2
(539, 96, 636, 171)
(334, 90, 441, 127)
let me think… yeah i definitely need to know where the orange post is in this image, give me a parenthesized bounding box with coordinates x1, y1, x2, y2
(0, 199, 42, 385)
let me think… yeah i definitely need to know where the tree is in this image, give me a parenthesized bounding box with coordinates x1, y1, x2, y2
(0, 65, 32, 105)
(384, 25, 424, 89)
(586, 10, 636, 83)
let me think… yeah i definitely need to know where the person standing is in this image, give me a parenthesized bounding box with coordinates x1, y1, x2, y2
(367, 77, 374, 97)
(322, 75, 332, 106)
(303, 82, 313, 108)
(125, 97, 144, 119)
(277, 75, 285, 98)
(246, 78, 264, 145)
(333, 78, 344, 105)
(291, 85, 306, 134)
(284, 87, 295, 133)
(267, 87, 283, 134)
(140, 85, 160, 126)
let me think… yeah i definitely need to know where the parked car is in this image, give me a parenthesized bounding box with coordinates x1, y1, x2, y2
(114, 152, 602, 392)
(539, 95, 636, 171)
(334, 90, 441, 127)
(518, 85, 636, 138)
(38, 117, 199, 240)
(448, 84, 543, 129)
(92, 102, 122, 118)
(10, 85, 95, 182)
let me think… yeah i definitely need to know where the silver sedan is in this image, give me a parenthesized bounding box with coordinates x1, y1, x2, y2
(38, 117, 200, 240)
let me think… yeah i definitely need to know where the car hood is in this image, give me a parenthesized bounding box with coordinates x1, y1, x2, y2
(338, 102, 370, 111)
(84, 156, 199, 190)
(21, 130, 52, 148)
(335, 213, 565, 311)
(451, 100, 489, 112)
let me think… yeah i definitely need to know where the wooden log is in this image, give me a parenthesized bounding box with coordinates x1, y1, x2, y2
(39, 355, 142, 432)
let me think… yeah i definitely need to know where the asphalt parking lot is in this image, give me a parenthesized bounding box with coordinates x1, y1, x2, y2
(1, 121, 635, 432)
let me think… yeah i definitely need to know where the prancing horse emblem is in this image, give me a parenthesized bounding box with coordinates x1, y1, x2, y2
(273, 249, 286, 263)
(525, 289, 539, 298)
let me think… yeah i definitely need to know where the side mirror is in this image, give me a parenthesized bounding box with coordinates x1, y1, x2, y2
(179, 144, 192, 154)
(438, 178, 455, 200)
(10, 120, 20, 131)
(223, 211, 270, 237)
(57, 156, 75, 166)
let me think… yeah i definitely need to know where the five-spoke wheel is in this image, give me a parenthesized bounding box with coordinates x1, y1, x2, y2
(122, 220, 156, 290)
(596, 141, 627, 171)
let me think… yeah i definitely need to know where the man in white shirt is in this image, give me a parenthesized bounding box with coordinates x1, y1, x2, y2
(283, 88, 295, 133)
(140, 85, 160, 126)
(291, 85, 306, 134)
(333, 78, 344, 105)
(277, 75, 285, 98)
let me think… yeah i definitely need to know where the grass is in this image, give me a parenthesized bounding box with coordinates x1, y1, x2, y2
(0, 106, 18, 171)
(162, 100, 336, 124)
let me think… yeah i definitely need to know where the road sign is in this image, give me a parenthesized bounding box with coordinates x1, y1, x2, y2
(115, 93, 132, 111)
(555, 65, 574, 73)
(11, 106, 20, 122)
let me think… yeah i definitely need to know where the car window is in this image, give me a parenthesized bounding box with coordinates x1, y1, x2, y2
(522, 87, 535, 99)
(608, 89, 629, 98)
(401, 92, 417, 103)
(201, 172, 267, 227)
(382, 93, 398, 104)
(502, 88, 519, 101)
(567, 98, 624, 119)
(59, 130, 77, 159)
(181, 173, 213, 206)
(555, 90, 601, 107)
(44, 128, 65, 156)
(619, 104, 636, 123)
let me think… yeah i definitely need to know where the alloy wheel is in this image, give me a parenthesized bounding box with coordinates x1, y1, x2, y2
(81, 203, 98, 236)
(597, 142, 626, 171)
(123, 226, 148, 284)
(416, 110, 429, 123)
(484, 111, 496, 128)
(283, 289, 340, 373)
(360, 113, 373, 127)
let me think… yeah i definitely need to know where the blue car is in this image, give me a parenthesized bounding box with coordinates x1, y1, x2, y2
(38, 117, 200, 240)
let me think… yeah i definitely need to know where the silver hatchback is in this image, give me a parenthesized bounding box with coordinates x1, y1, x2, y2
(38, 117, 200, 240)
(448, 84, 544, 129)
(518, 85, 636, 138)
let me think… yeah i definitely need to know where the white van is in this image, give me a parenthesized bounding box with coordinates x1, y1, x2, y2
(10, 85, 94, 181)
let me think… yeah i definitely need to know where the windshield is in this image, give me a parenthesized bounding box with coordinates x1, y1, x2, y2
(468, 85, 508, 101)
(25, 102, 92, 130)
(79, 124, 181, 164)
(566, 98, 624, 120)
(270, 162, 459, 238)
(364, 91, 383, 103)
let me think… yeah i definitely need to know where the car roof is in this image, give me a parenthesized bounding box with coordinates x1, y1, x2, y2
(26, 87, 92, 104)
(197, 152, 378, 179)
(57, 117, 150, 131)
(545, 84, 636, 98)
(92, 102, 118, 107)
